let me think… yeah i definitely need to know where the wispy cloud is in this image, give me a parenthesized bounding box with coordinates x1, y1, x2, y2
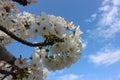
(112, 0, 120, 5)
(106, 74, 120, 80)
(56, 74, 84, 80)
(89, 0, 120, 38)
(89, 48, 120, 65)
(85, 13, 97, 23)
(82, 41, 88, 49)
(46, 70, 64, 80)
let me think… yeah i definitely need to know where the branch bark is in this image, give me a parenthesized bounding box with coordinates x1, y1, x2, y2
(0, 45, 16, 65)
(0, 25, 51, 47)
(12, 0, 28, 6)
(0, 69, 16, 76)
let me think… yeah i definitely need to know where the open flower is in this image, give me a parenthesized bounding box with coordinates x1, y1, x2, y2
(14, 58, 28, 69)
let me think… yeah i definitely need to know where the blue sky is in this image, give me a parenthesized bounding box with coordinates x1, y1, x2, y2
(6, 0, 120, 80)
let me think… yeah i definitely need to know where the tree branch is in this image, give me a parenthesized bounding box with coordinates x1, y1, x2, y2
(0, 45, 16, 65)
(0, 69, 16, 77)
(12, 0, 28, 6)
(0, 25, 51, 47)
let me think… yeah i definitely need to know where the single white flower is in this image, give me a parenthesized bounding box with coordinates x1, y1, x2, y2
(28, 24, 39, 38)
(35, 47, 48, 59)
(51, 42, 68, 54)
(39, 12, 48, 22)
(65, 21, 75, 29)
(51, 23, 65, 38)
(75, 25, 83, 37)
(14, 58, 28, 69)
(51, 43, 61, 54)
(30, 58, 42, 69)
(43, 68, 48, 79)
(38, 22, 51, 37)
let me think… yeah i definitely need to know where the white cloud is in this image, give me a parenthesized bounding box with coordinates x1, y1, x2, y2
(84, 19, 92, 23)
(112, 0, 120, 5)
(99, 5, 111, 11)
(82, 41, 88, 49)
(85, 13, 97, 23)
(56, 74, 84, 80)
(90, 0, 120, 38)
(107, 74, 120, 80)
(46, 70, 64, 79)
(91, 13, 97, 20)
(89, 48, 120, 65)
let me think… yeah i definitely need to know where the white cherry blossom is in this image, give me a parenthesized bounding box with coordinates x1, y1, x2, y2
(14, 58, 28, 69)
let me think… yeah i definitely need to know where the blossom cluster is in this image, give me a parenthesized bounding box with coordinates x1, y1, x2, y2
(0, 0, 18, 15)
(0, 0, 82, 80)
(14, 12, 82, 79)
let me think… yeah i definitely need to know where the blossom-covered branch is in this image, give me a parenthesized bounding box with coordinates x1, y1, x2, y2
(0, 0, 83, 79)
(0, 25, 50, 47)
